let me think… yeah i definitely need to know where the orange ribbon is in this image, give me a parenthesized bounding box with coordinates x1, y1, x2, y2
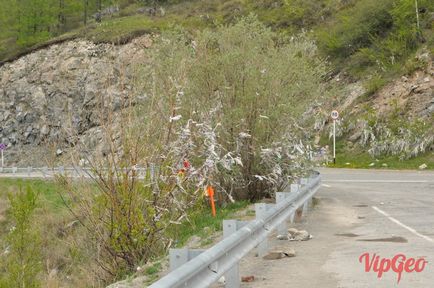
(207, 186, 216, 217)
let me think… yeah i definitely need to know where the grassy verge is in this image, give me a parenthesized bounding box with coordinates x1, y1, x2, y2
(168, 200, 250, 248)
(0, 178, 250, 286)
(131, 200, 251, 286)
(0, 178, 66, 213)
(325, 140, 434, 170)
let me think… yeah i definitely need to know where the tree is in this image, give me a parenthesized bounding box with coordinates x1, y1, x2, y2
(143, 16, 328, 200)
(0, 187, 42, 288)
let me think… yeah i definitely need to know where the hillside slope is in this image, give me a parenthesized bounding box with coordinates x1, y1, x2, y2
(0, 0, 433, 167)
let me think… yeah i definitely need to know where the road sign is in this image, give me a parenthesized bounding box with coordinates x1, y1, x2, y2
(330, 110, 339, 165)
(0, 143, 6, 150)
(331, 110, 339, 120)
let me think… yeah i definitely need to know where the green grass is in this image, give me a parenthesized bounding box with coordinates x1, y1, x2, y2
(0, 179, 251, 245)
(0, 178, 251, 285)
(167, 200, 250, 247)
(140, 200, 250, 286)
(326, 140, 434, 170)
(142, 261, 163, 284)
(0, 178, 251, 247)
(0, 178, 66, 211)
(81, 15, 160, 44)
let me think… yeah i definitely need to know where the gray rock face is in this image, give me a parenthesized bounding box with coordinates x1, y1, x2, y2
(0, 36, 150, 166)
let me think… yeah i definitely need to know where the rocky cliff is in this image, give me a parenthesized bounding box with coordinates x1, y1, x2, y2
(0, 35, 433, 166)
(0, 37, 152, 166)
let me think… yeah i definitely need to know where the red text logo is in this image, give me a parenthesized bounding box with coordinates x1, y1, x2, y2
(359, 253, 428, 283)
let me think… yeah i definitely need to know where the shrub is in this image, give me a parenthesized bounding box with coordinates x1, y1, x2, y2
(364, 74, 387, 97)
(317, 0, 434, 74)
(0, 186, 42, 288)
(317, 0, 394, 59)
(284, 0, 339, 28)
(57, 16, 328, 283)
(144, 15, 329, 200)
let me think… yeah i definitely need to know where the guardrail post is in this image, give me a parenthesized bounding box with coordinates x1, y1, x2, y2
(169, 248, 206, 272)
(27, 166, 32, 177)
(223, 220, 240, 288)
(290, 184, 300, 223)
(276, 192, 290, 235)
(42, 166, 48, 178)
(12, 167, 17, 174)
(58, 166, 64, 174)
(300, 178, 309, 216)
(150, 163, 155, 181)
(255, 203, 268, 257)
(169, 249, 189, 272)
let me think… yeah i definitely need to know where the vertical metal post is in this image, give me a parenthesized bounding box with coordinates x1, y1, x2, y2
(1, 150, 3, 168)
(255, 203, 268, 257)
(333, 119, 336, 164)
(290, 184, 300, 223)
(276, 192, 288, 235)
(302, 201, 309, 216)
(169, 249, 189, 272)
(42, 167, 48, 178)
(150, 163, 155, 181)
(290, 183, 300, 194)
(223, 220, 240, 288)
(169, 249, 206, 273)
(300, 178, 309, 216)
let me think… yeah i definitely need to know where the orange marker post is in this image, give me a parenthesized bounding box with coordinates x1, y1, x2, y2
(207, 186, 216, 217)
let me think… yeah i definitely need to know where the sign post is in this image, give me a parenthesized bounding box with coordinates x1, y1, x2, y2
(330, 110, 339, 164)
(0, 143, 6, 168)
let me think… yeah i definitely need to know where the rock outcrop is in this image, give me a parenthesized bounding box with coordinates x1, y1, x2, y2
(0, 36, 151, 166)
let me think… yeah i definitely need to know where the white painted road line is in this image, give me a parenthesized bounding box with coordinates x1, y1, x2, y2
(323, 180, 429, 183)
(322, 184, 332, 188)
(372, 206, 434, 244)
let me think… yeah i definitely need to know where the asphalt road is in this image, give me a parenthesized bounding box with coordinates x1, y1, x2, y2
(237, 168, 434, 288)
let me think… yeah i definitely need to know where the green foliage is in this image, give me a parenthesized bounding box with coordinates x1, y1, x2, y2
(317, 0, 395, 59)
(0, 0, 130, 59)
(284, 0, 339, 28)
(84, 15, 155, 43)
(144, 262, 161, 275)
(364, 74, 387, 97)
(0, 179, 66, 211)
(0, 186, 42, 288)
(145, 16, 328, 200)
(167, 201, 250, 247)
(57, 165, 202, 280)
(317, 0, 434, 75)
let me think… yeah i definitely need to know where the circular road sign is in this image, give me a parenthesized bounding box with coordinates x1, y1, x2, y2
(331, 110, 339, 120)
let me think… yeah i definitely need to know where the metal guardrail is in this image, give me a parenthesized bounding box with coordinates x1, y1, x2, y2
(0, 166, 155, 179)
(1, 166, 321, 287)
(147, 172, 321, 288)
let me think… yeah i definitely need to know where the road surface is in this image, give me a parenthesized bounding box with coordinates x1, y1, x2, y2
(236, 168, 434, 288)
